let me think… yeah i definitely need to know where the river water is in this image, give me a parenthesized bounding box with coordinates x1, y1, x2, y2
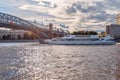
(0, 43, 120, 80)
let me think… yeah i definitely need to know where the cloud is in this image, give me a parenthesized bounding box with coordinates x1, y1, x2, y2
(0, 0, 120, 32)
(20, 4, 31, 10)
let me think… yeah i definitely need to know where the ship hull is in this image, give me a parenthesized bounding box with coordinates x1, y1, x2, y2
(46, 41, 115, 45)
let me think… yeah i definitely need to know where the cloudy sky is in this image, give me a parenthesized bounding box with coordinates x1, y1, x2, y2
(0, 0, 120, 32)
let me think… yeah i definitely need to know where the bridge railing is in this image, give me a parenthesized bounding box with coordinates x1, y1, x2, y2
(0, 12, 34, 28)
(0, 12, 68, 35)
(0, 12, 51, 30)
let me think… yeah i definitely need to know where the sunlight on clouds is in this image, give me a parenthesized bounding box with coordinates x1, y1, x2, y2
(19, 4, 31, 10)
(17, 0, 118, 32)
(20, 4, 50, 13)
(105, 9, 120, 15)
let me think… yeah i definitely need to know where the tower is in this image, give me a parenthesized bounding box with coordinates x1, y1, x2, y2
(49, 23, 53, 30)
(49, 23, 53, 38)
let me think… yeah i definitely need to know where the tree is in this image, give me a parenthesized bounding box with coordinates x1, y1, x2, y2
(6, 34, 11, 40)
(17, 34, 21, 40)
(72, 30, 97, 35)
(101, 31, 106, 37)
(2, 35, 7, 40)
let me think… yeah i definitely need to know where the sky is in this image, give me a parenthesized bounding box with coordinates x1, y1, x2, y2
(0, 0, 120, 32)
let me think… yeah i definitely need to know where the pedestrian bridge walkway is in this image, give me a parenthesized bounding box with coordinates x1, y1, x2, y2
(0, 12, 68, 42)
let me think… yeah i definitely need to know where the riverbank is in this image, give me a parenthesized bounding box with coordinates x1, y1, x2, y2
(0, 40, 39, 43)
(0, 41, 39, 47)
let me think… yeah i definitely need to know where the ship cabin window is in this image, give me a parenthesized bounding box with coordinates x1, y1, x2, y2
(75, 35, 91, 37)
(110, 39, 114, 41)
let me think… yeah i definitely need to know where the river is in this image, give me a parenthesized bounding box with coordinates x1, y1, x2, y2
(0, 43, 120, 80)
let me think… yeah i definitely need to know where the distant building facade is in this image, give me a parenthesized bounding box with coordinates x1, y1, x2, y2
(106, 24, 120, 38)
(0, 30, 26, 39)
(116, 14, 120, 24)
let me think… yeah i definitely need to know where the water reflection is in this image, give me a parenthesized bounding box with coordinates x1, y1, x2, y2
(0, 44, 120, 80)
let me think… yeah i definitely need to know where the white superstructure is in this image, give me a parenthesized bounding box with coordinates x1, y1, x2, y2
(45, 35, 115, 45)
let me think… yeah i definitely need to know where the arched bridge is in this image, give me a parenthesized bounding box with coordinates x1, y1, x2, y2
(0, 12, 68, 43)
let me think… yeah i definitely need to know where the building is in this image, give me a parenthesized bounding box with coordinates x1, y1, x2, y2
(0, 30, 26, 39)
(106, 24, 120, 38)
(116, 14, 120, 24)
(106, 14, 120, 39)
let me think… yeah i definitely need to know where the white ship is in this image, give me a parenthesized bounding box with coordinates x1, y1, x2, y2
(45, 35, 115, 45)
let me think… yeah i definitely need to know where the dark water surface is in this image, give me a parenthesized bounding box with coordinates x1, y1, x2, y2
(0, 43, 120, 80)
